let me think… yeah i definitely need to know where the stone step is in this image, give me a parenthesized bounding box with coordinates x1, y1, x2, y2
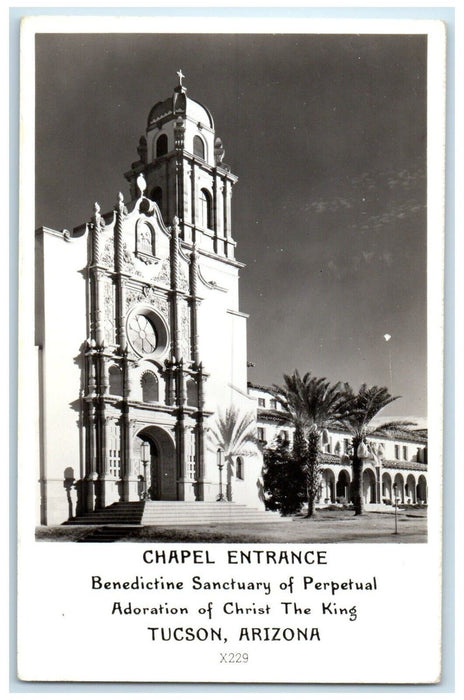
(66, 501, 282, 526)
(78, 526, 138, 543)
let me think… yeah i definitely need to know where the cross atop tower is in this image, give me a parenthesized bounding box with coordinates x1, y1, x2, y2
(176, 69, 185, 87)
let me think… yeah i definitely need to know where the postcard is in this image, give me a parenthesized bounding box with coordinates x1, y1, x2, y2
(17, 14, 445, 684)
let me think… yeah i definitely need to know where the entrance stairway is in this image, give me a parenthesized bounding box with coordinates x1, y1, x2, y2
(66, 501, 283, 527)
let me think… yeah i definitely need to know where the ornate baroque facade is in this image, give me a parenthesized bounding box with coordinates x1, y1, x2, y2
(35, 76, 262, 524)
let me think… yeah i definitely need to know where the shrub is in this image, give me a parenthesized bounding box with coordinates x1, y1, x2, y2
(262, 437, 306, 516)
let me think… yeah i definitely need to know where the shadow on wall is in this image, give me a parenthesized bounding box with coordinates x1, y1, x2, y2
(62, 467, 85, 521)
(256, 478, 264, 502)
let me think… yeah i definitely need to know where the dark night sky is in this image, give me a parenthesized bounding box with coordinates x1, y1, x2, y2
(35, 33, 427, 419)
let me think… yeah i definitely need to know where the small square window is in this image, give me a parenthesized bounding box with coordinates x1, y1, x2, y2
(258, 398, 266, 407)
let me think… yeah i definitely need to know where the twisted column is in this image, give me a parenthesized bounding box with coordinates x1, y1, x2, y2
(91, 202, 102, 265)
(90, 203, 105, 347)
(114, 193, 127, 350)
(170, 216, 181, 360)
(190, 244, 199, 364)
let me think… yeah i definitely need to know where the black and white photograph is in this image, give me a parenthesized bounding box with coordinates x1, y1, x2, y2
(17, 14, 446, 684)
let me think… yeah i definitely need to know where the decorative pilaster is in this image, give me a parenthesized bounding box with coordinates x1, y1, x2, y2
(170, 216, 181, 360)
(195, 362, 206, 501)
(223, 179, 231, 239)
(99, 355, 109, 396)
(114, 193, 124, 273)
(190, 244, 200, 364)
(114, 193, 128, 350)
(212, 175, 218, 253)
(122, 348, 132, 400)
(215, 176, 224, 238)
(164, 359, 175, 405)
(93, 399, 109, 509)
(121, 405, 133, 499)
(190, 162, 197, 241)
(87, 401, 96, 477)
(90, 203, 106, 347)
(174, 117, 185, 226)
(175, 358, 186, 500)
(87, 350, 96, 396)
(99, 402, 109, 477)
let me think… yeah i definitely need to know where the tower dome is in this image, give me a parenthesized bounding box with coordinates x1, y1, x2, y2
(147, 70, 214, 132)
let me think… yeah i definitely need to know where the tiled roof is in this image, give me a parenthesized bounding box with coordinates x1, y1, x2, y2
(382, 460, 427, 472)
(257, 408, 289, 422)
(319, 453, 342, 465)
(317, 455, 427, 470)
(375, 427, 428, 444)
(248, 381, 273, 393)
(257, 410, 427, 445)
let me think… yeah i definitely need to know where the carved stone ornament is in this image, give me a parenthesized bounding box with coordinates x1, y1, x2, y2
(125, 285, 169, 319)
(93, 202, 106, 229)
(136, 220, 155, 258)
(137, 173, 147, 197)
(122, 242, 136, 274)
(104, 280, 115, 345)
(101, 240, 114, 268)
(180, 302, 191, 360)
(104, 319, 115, 346)
(178, 265, 189, 293)
(152, 258, 171, 286)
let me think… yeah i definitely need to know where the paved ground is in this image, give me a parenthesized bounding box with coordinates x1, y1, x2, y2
(36, 508, 427, 543)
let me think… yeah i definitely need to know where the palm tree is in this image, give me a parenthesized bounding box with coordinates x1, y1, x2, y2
(339, 384, 415, 515)
(272, 371, 349, 517)
(208, 406, 259, 501)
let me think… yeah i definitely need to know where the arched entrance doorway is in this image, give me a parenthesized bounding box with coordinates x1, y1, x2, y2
(134, 425, 177, 500)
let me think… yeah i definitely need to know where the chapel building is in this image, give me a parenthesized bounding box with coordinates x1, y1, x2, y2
(35, 75, 263, 525)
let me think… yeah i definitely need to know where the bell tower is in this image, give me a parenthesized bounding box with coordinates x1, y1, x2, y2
(125, 71, 238, 259)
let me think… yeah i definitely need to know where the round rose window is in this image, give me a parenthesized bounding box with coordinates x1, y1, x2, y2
(128, 313, 158, 355)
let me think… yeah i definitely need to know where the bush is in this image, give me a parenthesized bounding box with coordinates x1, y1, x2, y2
(262, 437, 306, 516)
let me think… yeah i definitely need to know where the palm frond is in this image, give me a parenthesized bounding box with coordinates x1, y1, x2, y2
(208, 406, 259, 458)
(339, 383, 403, 437)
